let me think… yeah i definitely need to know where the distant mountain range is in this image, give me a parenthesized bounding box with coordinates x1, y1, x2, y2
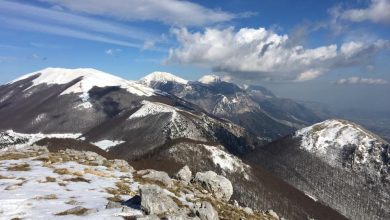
(1, 67, 389, 219)
(140, 72, 322, 141)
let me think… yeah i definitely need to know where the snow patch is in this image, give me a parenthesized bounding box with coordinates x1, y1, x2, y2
(202, 145, 250, 179)
(128, 101, 177, 120)
(92, 140, 125, 151)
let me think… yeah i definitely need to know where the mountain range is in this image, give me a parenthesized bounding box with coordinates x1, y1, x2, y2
(0, 67, 389, 220)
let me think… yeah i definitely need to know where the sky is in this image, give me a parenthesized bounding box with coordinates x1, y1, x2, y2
(0, 0, 389, 111)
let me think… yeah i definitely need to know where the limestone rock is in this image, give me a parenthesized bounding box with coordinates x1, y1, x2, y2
(191, 201, 219, 220)
(193, 171, 233, 201)
(175, 165, 192, 185)
(140, 184, 179, 215)
(139, 169, 173, 187)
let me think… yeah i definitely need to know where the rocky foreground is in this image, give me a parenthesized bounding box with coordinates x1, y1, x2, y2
(0, 146, 279, 219)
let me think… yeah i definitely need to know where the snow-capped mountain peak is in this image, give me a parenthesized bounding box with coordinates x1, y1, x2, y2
(139, 71, 188, 86)
(198, 75, 221, 84)
(295, 119, 382, 155)
(295, 119, 389, 183)
(10, 67, 155, 97)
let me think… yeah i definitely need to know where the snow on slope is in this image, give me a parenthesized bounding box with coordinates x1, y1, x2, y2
(9, 68, 155, 99)
(202, 145, 251, 179)
(128, 100, 177, 119)
(295, 119, 388, 168)
(0, 130, 81, 151)
(139, 71, 188, 86)
(129, 101, 207, 141)
(92, 140, 125, 151)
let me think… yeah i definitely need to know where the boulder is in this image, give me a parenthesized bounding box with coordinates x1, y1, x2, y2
(138, 170, 174, 187)
(266, 210, 279, 219)
(193, 171, 233, 201)
(109, 159, 134, 172)
(191, 201, 219, 220)
(175, 165, 192, 185)
(140, 184, 179, 215)
(243, 207, 254, 215)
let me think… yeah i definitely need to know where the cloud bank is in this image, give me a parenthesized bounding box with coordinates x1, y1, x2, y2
(336, 77, 388, 85)
(340, 0, 390, 24)
(167, 27, 388, 81)
(39, 0, 237, 26)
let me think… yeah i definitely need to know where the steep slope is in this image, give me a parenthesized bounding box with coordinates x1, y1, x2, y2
(245, 119, 390, 220)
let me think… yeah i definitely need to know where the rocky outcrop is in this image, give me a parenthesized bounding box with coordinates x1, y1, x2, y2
(193, 171, 233, 201)
(175, 165, 192, 185)
(140, 184, 179, 215)
(192, 201, 219, 220)
(138, 169, 174, 187)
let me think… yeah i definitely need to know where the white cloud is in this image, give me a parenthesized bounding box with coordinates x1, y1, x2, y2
(336, 77, 388, 85)
(167, 27, 388, 81)
(296, 69, 323, 82)
(340, 0, 390, 24)
(0, 1, 158, 50)
(105, 48, 121, 56)
(38, 0, 236, 26)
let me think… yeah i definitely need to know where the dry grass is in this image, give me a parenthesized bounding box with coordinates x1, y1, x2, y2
(65, 177, 91, 183)
(45, 176, 56, 182)
(106, 195, 124, 203)
(53, 168, 83, 176)
(84, 168, 109, 177)
(34, 194, 58, 200)
(105, 181, 135, 196)
(0, 152, 31, 161)
(0, 174, 14, 179)
(7, 163, 30, 171)
(55, 206, 91, 216)
(65, 199, 83, 205)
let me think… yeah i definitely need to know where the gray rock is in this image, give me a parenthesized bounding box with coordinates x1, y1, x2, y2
(191, 201, 219, 220)
(193, 171, 233, 201)
(243, 207, 254, 215)
(166, 208, 201, 220)
(105, 201, 123, 209)
(139, 170, 174, 187)
(110, 159, 134, 172)
(266, 210, 279, 219)
(175, 165, 192, 185)
(136, 215, 160, 220)
(140, 184, 179, 215)
(56, 206, 97, 216)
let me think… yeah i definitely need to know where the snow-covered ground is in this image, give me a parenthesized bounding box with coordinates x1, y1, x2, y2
(0, 130, 81, 151)
(92, 140, 125, 151)
(0, 151, 141, 219)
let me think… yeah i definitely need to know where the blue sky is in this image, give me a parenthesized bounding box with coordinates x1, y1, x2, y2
(0, 0, 389, 111)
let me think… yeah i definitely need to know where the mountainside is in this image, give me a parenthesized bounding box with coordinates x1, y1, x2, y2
(244, 119, 390, 220)
(0, 68, 349, 220)
(0, 68, 260, 159)
(139, 72, 322, 141)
